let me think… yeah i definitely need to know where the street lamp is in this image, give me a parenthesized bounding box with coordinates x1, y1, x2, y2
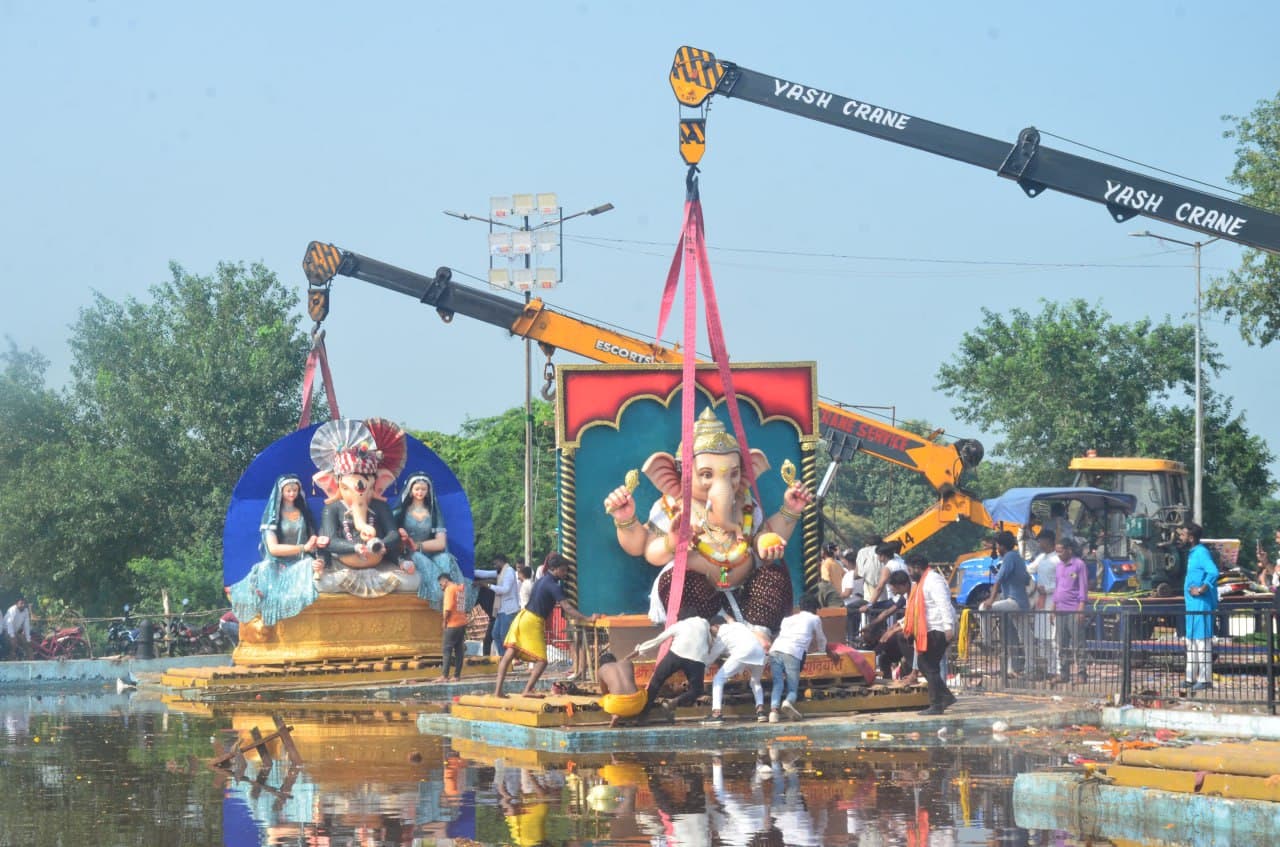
(1130, 230, 1220, 525)
(445, 196, 613, 574)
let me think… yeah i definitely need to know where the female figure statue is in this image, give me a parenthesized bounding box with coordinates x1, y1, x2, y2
(396, 472, 472, 609)
(227, 474, 326, 626)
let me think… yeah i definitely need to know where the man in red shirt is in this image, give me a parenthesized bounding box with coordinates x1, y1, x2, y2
(438, 573, 468, 682)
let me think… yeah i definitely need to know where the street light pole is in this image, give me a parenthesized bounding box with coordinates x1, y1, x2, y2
(446, 198, 613, 572)
(1130, 230, 1219, 525)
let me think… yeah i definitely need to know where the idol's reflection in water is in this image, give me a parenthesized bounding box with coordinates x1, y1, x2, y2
(225, 733, 1038, 847)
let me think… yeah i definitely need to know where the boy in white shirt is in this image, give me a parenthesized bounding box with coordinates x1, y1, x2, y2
(703, 619, 768, 725)
(767, 594, 827, 722)
(839, 552, 866, 645)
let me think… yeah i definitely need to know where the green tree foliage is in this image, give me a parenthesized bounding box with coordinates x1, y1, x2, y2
(0, 263, 310, 614)
(936, 299, 1273, 535)
(1206, 91, 1280, 345)
(412, 399, 558, 569)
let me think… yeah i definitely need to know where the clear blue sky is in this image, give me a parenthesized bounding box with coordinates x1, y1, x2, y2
(4, 2, 1278, 483)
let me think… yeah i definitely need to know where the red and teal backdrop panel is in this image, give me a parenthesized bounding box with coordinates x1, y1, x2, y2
(555, 362, 819, 615)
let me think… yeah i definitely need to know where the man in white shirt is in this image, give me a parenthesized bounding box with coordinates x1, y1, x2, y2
(704, 619, 767, 725)
(864, 542, 906, 607)
(629, 614, 715, 720)
(767, 594, 827, 722)
(854, 534, 883, 600)
(1027, 528, 1061, 679)
(839, 551, 866, 645)
(902, 554, 957, 715)
(481, 555, 521, 655)
(4, 597, 32, 659)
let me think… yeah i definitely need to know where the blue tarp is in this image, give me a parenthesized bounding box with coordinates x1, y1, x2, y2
(982, 486, 1137, 526)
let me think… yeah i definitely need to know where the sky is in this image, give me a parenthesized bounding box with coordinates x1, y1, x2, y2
(3, 1, 1279, 486)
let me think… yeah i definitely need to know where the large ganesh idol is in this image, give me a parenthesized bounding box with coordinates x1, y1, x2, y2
(553, 362, 820, 640)
(604, 407, 812, 634)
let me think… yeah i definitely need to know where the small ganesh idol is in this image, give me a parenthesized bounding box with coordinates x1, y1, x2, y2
(310, 418, 422, 597)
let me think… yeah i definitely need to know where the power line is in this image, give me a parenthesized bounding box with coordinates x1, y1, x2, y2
(564, 233, 1220, 272)
(1039, 129, 1243, 199)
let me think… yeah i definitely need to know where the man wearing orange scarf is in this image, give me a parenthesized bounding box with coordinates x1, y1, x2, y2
(902, 553, 957, 715)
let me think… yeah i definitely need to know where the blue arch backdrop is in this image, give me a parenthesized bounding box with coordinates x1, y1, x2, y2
(222, 424, 475, 586)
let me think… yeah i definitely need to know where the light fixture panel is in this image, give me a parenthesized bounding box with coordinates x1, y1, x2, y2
(512, 193, 536, 217)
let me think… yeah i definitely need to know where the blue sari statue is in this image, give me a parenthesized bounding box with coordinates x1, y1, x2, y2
(227, 474, 322, 626)
(396, 472, 473, 610)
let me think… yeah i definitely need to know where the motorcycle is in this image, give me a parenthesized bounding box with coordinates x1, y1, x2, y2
(31, 624, 91, 660)
(105, 605, 164, 657)
(164, 599, 202, 656)
(194, 613, 237, 653)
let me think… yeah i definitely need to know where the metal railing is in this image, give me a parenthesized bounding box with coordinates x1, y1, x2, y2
(949, 599, 1277, 713)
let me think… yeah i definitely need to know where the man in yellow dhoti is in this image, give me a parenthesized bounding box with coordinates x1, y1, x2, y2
(493, 553, 598, 697)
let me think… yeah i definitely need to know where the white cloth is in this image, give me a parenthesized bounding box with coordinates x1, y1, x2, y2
(634, 616, 715, 664)
(489, 564, 520, 616)
(770, 610, 827, 660)
(518, 578, 533, 609)
(4, 604, 31, 640)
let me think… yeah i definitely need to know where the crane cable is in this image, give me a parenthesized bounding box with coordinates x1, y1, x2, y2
(298, 284, 342, 429)
(656, 165, 766, 634)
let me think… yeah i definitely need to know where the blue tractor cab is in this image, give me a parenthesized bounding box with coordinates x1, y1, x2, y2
(952, 487, 1138, 607)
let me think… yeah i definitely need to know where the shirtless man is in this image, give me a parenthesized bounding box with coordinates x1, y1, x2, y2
(597, 651, 647, 728)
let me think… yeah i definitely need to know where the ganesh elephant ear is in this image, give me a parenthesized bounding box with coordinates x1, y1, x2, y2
(747, 448, 771, 480)
(642, 452, 681, 498)
(313, 470, 340, 502)
(373, 468, 397, 500)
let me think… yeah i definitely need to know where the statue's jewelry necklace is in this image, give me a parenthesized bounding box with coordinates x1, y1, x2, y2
(692, 495, 755, 584)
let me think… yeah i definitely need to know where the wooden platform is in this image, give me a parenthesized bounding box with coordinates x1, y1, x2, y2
(1107, 740, 1280, 802)
(451, 693, 606, 727)
(161, 654, 496, 691)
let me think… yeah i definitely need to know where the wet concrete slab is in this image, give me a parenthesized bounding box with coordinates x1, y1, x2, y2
(418, 693, 1097, 754)
(1014, 771, 1280, 846)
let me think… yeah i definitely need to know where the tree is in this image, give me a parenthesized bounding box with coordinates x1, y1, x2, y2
(0, 262, 311, 614)
(1205, 91, 1280, 345)
(936, 299, 1274, 535)
(413, 400, 558, 569)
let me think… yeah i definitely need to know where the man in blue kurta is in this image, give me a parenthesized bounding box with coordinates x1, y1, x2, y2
(1181, 522, 1219, 692)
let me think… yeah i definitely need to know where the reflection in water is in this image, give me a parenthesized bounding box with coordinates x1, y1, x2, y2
(225, 721, 1091, 847)
(0, 694, 1138, 846)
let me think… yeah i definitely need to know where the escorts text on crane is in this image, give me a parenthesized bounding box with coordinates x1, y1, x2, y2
(303, 241, 992, 554)
(670, 46, 1280, 255)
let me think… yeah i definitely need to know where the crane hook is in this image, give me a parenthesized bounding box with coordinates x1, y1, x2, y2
(541, 359, 556, 401)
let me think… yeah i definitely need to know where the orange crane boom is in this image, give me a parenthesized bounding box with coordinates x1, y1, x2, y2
(304, 241, 995, 551)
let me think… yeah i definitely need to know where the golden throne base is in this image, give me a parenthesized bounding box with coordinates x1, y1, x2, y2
(233, 593, 443, 666)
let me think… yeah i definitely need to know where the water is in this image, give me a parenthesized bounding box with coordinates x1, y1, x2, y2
(0, 693, 1134, 846)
